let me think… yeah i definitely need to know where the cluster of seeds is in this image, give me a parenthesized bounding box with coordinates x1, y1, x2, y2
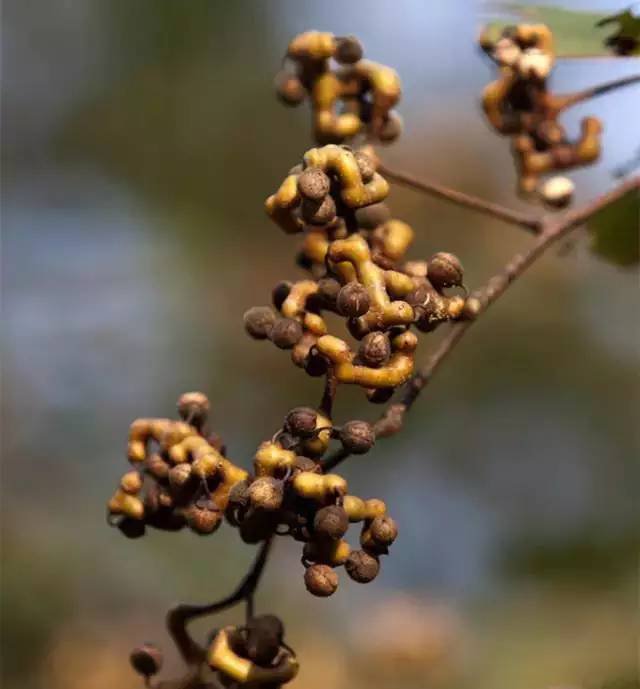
(131, 614, 298, 688)
(107, 392, 248, 538)
(275, 30, 402, 144)
(245, 143, 468, 401)
(480, 23, 602, 207)
(228, 406, 398, 596)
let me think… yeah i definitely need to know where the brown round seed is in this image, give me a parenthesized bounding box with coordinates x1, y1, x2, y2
(304, 563, 339, 597)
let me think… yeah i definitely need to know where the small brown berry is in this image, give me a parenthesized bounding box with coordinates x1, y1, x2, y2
(294, 455, 320, 474)
(354, 150, 376, 182)
(184, 502, 222, 535)
(427, 252, 464, 290)
(355, 202, 391, 229)
(239, 510, 277, 544)
(248, 477, 284, 511)
(370, 515, 398, 546)
(317, 277, 341, 306)
(177, 391, 210, 428)
(275, 72, 306, 105)
(301, 195, 337, 226)
(272, 281, 292, 311)
(245, 614, 284, 665)
(228, 479, 250, 510)
(540, 175, 574, 209)
(314, 505, 349, 541)
(335, 35, 363, 64)
(298, 167, 331, 201)
(168, 463, 193, 493)
(130, 644, 163, 677)
(244, 306, 276, 340)
(270, 318, 303, 349)
(339, 420, 375, 454)
(358, 332, 390, 367)
(285, 407, 318, 437)
(337, 282, 370, 317)
(304, 564, 339, 597)
(345, 549, 380, 583)
(304, 348, 328, 377)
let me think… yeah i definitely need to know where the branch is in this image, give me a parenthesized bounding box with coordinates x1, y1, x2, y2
(375, 176, 639, 437)
(323, 176, 639, 468)
(558, 73, 640, 111)
(378, 163, 542, 231)
(166, 537, 273, 665)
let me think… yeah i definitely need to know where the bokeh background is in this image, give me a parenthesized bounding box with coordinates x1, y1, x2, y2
(2, 1, 639, 688)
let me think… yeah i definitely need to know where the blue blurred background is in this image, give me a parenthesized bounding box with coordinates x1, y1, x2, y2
(2, 1, 639, 688)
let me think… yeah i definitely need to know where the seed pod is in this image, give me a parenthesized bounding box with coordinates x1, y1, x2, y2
(285, 407, 318, 438)
(427, 252, 464, 291)
(248, 477, 284, 511)
(244, 306, 276, 339)
(275, 72, 306, 106)
(355, 202, 391, 230)
(168, 463, 193, 493)
(294, 455, 320, 474)
(540, 175, 574, 209)
(304, 563, 339, 597)
(313, 505, 349, 541)
(145, 453, 170, 480)
(120, 471, 143, 495)
(317, 277, 341, 307)
(272, 281, 292, 311)
(339, 420, 375, 454)
(270, 318, 303, 349)
(298, 167, 331, 201)
(358, 332, 391, 367)
(370, 515, 398, 546)
(118, 517, 146, 539)
(130, 644, 163, 678)
(245, 614, 285, 666)
(335, 35, 363, 64)
(177, 391, 210, 428)
(301, 195, 337, 226)
(354, 151, 376, 182)
(337, 282, 370, 317)
(228, 479, 250, 510)
(305, 348, 329, 377)
(345, 549, 380, 583)
(184, 502, 222, 535)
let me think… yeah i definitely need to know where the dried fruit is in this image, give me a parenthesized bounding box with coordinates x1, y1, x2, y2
(304, 563, 339, 597)
(339, 420, 375, 454)
(345, 549, 380, 583)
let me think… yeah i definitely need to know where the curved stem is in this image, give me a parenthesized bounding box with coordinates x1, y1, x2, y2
(166, 537, 273, 665)
(378, 163, 542, 231)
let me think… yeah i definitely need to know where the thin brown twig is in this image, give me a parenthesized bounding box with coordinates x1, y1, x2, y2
(323, 175, 639, 470)
(558, 73, 640, 111)
(378, 163, 543, 231)
(320, 369, 338, 418)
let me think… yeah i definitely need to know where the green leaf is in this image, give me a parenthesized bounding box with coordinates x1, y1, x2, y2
(483, 3, 640, 57)
(589, 186, 639, 266)
(596, 8, 640, 56)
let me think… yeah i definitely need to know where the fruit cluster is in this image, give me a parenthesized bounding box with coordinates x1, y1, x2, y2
(245, 143, 468, 401)
(275, 31, 402, 144)
(107, 392, 248, 538)
(130, 614, 298, 688)
(229, 406, 397, 596)
(480, 23, 602, 207)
